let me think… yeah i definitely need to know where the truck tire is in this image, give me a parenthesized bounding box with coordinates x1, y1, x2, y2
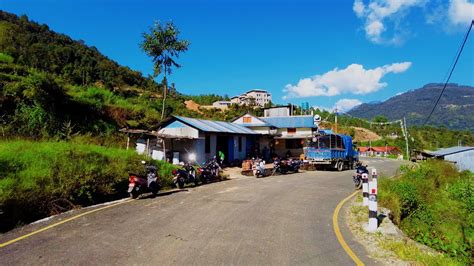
(337, 161, 343, 171)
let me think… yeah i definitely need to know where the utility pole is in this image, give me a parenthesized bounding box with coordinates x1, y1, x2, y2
(403, 117, 409, 160)
(334, 107, 338, 133)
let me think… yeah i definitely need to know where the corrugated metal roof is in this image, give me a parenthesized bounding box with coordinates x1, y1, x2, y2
(173, 116, 257, 134)
(239, 123, 272, 127)
(430, 146, 474, 156)
(260, 115, 315, 128)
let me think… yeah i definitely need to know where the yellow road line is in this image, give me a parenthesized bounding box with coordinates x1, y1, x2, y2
(332, 190, 364, 266)
(0, 199, 132, 248)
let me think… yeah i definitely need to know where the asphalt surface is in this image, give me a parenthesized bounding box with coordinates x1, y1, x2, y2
(0, 157, 404, 265)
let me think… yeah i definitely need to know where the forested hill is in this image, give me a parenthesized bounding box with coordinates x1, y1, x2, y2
(0, 11, 158, 91)
(0, 11, 262, 139)
(348, 83, 474, 132)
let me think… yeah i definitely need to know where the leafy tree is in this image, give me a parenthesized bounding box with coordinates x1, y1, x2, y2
(141, 21, 189, 119)
(373, 115, 388, 123)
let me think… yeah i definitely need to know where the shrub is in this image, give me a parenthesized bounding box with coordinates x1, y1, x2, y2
(379, 160, 473, 263)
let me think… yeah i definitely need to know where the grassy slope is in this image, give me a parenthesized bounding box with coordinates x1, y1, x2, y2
(0, 140, 177, 232)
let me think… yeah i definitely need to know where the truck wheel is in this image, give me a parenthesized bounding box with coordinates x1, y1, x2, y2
(337, 161, 343, 171)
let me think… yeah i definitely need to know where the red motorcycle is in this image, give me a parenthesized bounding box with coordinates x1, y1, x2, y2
(128, 162, 160, 199)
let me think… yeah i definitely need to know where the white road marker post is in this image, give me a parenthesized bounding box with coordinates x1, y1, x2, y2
(368, 181, 378, 232)
(362, 173, 369, 206)
(371, 168, 377, 187)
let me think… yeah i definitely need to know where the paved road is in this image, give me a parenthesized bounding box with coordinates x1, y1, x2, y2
(0, 158, 404, 265)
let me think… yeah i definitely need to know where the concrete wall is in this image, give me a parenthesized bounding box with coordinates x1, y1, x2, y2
(445, 150, 474, 172)
(233, 114, 266, 125)
(232, 135, 247, 161)
(158, 121, 199, 139)
(264, 107, 290, 117)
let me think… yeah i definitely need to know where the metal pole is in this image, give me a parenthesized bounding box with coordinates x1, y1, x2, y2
(403, 117, 409, 160)
(146, 138, 150, 158)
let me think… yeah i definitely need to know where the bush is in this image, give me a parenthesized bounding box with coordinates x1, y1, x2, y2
(379, 160, 473, 263)
(0, 140, 176, 232)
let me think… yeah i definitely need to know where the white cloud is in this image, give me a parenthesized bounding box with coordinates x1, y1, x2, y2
(353, 0, 366, 17)
(448, 0, 474, 25)
(334, 99, 363, 113)
(353, 0, 426, 44)
(283, 62, 411, 98)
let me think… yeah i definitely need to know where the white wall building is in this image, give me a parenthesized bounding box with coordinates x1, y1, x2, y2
(230, 89, 272, 107)
(429, 146, 474, 172)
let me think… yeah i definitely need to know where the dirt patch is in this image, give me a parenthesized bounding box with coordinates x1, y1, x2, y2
(352, 127, 382, 142)
(184, 100, 203, 114)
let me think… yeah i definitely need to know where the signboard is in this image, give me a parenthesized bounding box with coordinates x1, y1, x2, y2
(313, 115, 321, 127)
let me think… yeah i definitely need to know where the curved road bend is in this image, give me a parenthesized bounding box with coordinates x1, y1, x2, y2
(0, 158, 404, 265)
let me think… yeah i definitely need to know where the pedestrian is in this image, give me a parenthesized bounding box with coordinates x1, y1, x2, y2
(218, 150, 225, 166)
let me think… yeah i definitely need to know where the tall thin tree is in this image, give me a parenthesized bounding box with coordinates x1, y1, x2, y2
(141, 21, 189, 119)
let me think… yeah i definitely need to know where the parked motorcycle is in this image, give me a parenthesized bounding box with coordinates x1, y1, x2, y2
(172, 162, 198, 189)
(252, 159, 266, 178)
(272, 158, 300, 175)
(206, 156, 222, 179)
(353, 162, 368, 189)
(128, 161, 160, 199)
(198, 163, 214, 184)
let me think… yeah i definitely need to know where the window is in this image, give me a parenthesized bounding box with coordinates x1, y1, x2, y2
(285, 139, 303, 149)
(287, 128, 296, 134)
(238, 136, 242, 152)
(243, 117, 252, 123)
(205, 135, 210, 153)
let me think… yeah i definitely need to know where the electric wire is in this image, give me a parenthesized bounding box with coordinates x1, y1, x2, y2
(423, 20, 473, 125)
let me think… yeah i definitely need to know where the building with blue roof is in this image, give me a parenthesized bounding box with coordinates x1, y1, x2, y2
(154, 116, 259, 164)
(137, 113, 321, 164)
(233, 114, 318, 159)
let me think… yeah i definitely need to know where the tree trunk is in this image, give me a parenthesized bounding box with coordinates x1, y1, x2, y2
(161, 73, 167, 120)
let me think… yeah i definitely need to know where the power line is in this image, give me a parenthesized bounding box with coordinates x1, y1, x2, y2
(423, 20, 473, 125)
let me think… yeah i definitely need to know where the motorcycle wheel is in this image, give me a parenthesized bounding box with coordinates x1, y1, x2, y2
(354, 179, 362, 189)
(150, 183, 159, 196)
(177, 179, 185, 189)
(130, 190, 140, 199)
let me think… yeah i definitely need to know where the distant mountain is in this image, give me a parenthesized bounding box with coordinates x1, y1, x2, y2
(348, 83, 474, 132)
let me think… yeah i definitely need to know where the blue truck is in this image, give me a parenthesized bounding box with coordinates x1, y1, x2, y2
(303, 130, 358, 171)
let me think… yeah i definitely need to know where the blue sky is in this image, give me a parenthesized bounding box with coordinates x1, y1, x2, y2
(2, 0, 473, 112)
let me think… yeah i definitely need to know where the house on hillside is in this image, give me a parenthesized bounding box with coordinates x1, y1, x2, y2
(358, 146, 401, 157)
(211, 101, 232, 109)
(233, 113, 318, 159)
(230, 89, 272, 107)
(426, 146, 474, 172)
